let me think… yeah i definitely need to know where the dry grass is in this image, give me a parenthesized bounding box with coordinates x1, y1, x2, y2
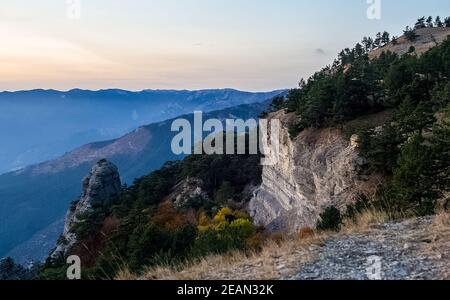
(424, 209, 450, 250)
(422, 210, 450, 279)
(116, 234, 327, 280)
(434, 210, 450, 226)
(342, 209, 389, 234)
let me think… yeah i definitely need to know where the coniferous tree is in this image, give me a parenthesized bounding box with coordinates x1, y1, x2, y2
(391, 133, 437, 216)
(435, 16, 443, 27)
(368, 37, 374, 50)
(270, 95, 285, 111)
(316, 206, 342, 231)
(381, 31, 390, 45)
(426, 16, 434, 27)
(404, 26, 419, 42)
(415, 17, 426, 29)
(338, 50, 346, 64)
(354, 43, 364, 58)
(374, 32, 382, 48)
(299, 78, 306, 89)
(362, 37, 373, 52)
(430, 104, 450, 196)
(445, 17, 450, 27)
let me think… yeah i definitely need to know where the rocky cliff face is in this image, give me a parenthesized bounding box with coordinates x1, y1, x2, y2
(51, 159, 122, 258)
(249, 110, 375, 233)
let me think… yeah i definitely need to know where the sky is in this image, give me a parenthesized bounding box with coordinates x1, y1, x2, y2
(1, 0, 449, 92)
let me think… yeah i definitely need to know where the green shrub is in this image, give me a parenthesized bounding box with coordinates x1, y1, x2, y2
(316, 206, 343, 231)
(192, 208, 257, 257)
(37, 266, 68, 280)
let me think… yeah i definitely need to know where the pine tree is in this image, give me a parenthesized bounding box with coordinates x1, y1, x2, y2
(338, 50, 346, 64)
(316, 206, 342, 231)
(404, 26, 418, 42)
(395, 99, 436, 137)
(426, 16, 434, 27)
(270, 95, 285, 111)
(415, 17, 426, 29)
(392, 133, 437, 216)
(445, 17, 450, 27)
(381, 31, 390, 45)
(430, 104, 450, 195)
(374, 32, 382, 48)
(299, 78, 306, 89)
(362, 37, 373, 52)
(354, 43, 364, 58)
(435, 16, 443, 27)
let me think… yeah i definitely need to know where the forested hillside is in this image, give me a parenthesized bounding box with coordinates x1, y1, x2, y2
(40, 138, 264, 279)
(38, 18, 450, 280)
(285, 18, 450, 218)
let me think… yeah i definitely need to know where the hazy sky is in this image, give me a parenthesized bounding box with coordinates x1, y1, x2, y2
(1, 0, 449, 91)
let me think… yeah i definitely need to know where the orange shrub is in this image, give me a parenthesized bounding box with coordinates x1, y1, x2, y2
(298, 227, 315, 240)
(151, 201, 189, 230)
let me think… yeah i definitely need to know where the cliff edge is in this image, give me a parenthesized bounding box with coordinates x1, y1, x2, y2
(249, 110, 377, 232)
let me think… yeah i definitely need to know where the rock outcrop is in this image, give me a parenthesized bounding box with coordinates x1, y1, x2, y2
(167, 178, 210, 209)
(249, 110, 375, 232)
(51, 159, 122, 258)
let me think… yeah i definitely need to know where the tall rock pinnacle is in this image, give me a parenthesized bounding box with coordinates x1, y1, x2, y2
(51, 159, 122, 259)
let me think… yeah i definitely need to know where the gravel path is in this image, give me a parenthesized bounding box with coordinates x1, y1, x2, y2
(289, 217, 449, 280)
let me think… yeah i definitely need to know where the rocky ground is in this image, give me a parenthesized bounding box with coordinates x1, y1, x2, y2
(289, 216, 450, 280)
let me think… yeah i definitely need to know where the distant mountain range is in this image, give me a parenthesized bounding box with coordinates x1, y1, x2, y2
(0, 99, 276, 263)
(0, 88, 283, 174)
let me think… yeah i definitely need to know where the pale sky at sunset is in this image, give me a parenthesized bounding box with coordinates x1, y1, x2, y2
(1, 0, 449, 91)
